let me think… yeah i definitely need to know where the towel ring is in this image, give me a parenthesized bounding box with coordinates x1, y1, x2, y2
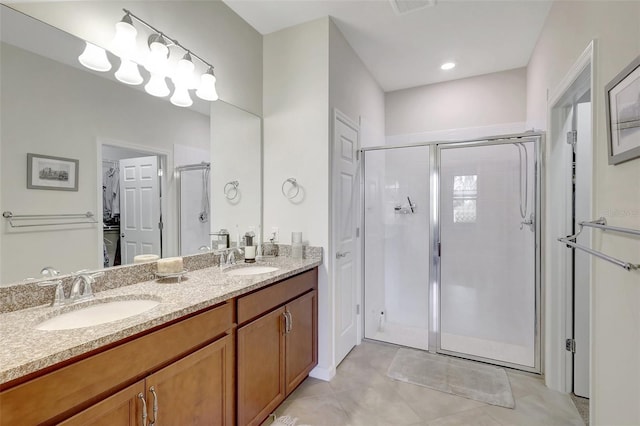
(224, 181, 239, 200)
(281, 178, 300, 199)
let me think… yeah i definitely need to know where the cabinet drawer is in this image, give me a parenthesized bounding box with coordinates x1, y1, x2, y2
(0, 301, 234, 425)
(237, 268, 318, 325)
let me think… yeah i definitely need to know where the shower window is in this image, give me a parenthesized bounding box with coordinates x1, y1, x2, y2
(452, 175, 477, 223)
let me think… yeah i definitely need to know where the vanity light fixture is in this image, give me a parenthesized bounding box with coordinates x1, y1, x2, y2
(171, 52, 196, 107)
(170, 85, 194, 108)
(78, 42, 112, 72)
(115, 58, 144, 85)
(196, 67, 219, 101)
(145, 73, 170, 97)
(441, 62, 456, 70)
(77, 9, 220, 107)
(144, 33, 170, 74)
(111, 12, 137, 59)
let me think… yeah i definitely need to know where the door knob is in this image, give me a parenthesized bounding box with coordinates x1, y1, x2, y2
(336, 251, 350, 259)
(121, 233, 125, 238)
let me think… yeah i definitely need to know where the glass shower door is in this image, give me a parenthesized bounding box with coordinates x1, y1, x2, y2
(438, 140, 538, 370)
(363, 146, 430, 350)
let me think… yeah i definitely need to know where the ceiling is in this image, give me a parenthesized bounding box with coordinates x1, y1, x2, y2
(222, 0, 552, 92)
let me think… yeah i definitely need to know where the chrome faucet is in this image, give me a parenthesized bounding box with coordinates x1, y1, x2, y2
(38, 279, 66, 307)
(39, 270, 103, 307)
(70, 273, 98, 302)
(217, 250, 227, 269)
(38, 266, 65, 307)
(226, 248, 243, 266)
(215, 247, 243, 269)
(40, 266, 60, 278)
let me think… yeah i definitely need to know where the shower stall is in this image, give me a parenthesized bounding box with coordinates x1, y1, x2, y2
(362, 133, 541, 372)
(176, 162, 211, 256)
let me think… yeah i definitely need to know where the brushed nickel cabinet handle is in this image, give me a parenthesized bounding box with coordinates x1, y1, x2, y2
(286, 311, 293, 333)
(149, 386, 158, 426)
(282, 311, 290, 334)
(138, 393, 148, 426)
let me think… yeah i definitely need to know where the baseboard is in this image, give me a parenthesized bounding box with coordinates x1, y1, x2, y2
(309, 365, 336, 382)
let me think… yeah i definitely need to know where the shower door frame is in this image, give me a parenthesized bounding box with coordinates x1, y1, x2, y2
(360, 132, 543, 374)
(433, 135, 543, 374)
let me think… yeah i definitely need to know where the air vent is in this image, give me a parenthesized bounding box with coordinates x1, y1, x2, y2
(389, 0, 437, 15)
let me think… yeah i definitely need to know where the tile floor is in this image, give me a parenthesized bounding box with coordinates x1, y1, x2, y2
(268, 341, 585, 426)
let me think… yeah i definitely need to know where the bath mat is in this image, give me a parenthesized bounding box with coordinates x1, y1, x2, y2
(387, 348, 515, 409)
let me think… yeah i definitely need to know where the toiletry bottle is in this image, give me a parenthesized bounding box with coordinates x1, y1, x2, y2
(291, 231, 303, 260)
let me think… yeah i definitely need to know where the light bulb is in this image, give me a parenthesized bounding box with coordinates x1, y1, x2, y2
(440, 62, 456, 70)
(144, 34, 169, 75)
(196, 67, 219, 101)
(173, 52, 195, 88)
(115, 59, 143, 85)
(145, 73, 170, 97)
(111, 13, 137, 59)
(170, 85, 193, 107)
(78, 41, 112, 72)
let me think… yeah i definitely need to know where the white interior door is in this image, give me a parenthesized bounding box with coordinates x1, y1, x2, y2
(333, 110, 360, 366)
(119, 156, 161, 264)
(574, 101, 592, 398)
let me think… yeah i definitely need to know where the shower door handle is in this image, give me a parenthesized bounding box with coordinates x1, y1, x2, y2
(336, 251, 350, 259)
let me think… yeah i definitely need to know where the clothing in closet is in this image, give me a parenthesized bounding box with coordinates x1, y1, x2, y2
(103, 164, 120, 219)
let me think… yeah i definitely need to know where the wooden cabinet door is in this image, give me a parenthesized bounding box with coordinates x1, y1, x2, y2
(285, 290, 318, 394)
(237, 307, 286, 426)
(144, 333, 235, 426)
(58, 381, 145, 426)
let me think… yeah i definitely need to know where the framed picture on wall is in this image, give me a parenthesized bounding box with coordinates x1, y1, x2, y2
(605, 54, 640, 165)
(27, 153, 79, 191)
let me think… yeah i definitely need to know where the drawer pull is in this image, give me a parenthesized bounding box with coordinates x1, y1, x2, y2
(149, 386, 158, 426)
(137, 393, 148, 426)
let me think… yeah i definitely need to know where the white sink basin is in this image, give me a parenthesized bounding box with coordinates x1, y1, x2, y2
(225, 266, 280, 276)
(36, 299, 160, 331)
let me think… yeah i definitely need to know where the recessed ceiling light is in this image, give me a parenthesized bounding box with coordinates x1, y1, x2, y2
(441, 62, 456, 70)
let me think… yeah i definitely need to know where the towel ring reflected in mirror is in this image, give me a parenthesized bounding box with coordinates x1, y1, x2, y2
(281, 177, 300, 200)
(224, 180, 239, 200)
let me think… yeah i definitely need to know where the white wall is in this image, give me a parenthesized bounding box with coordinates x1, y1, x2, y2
(211, 101, 262, 241)
(263, 18, 331, 376)
(0, 43, 208, 283)
(9, 1, 263, 116)
(328, 19, 385, 358)
(527, 2, 640, 423)
(329, 20, 385, 148)
(385, 68, 527, 138)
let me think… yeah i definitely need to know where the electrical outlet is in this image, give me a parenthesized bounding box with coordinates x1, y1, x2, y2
(270, 226, 279, 242)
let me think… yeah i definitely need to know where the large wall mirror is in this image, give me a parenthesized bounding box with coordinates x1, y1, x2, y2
(0, 5, 262, 285)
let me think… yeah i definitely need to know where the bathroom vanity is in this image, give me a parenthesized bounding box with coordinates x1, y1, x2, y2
(0, 256, 320, 426)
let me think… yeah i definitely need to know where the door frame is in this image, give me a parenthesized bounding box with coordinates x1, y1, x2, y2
(331, 108, 362, 366)
(434, 135, 543, 374)
(96, 138, 171, 267)
(546, 40, 596, 394)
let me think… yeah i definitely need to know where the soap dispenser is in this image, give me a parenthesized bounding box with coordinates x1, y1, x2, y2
(244, 231, 256, 263)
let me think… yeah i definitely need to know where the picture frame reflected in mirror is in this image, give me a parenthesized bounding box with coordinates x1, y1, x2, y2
(27, 153, 79, 191)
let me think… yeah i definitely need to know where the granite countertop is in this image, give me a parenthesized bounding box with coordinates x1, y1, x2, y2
(0, 256, 321, 385)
